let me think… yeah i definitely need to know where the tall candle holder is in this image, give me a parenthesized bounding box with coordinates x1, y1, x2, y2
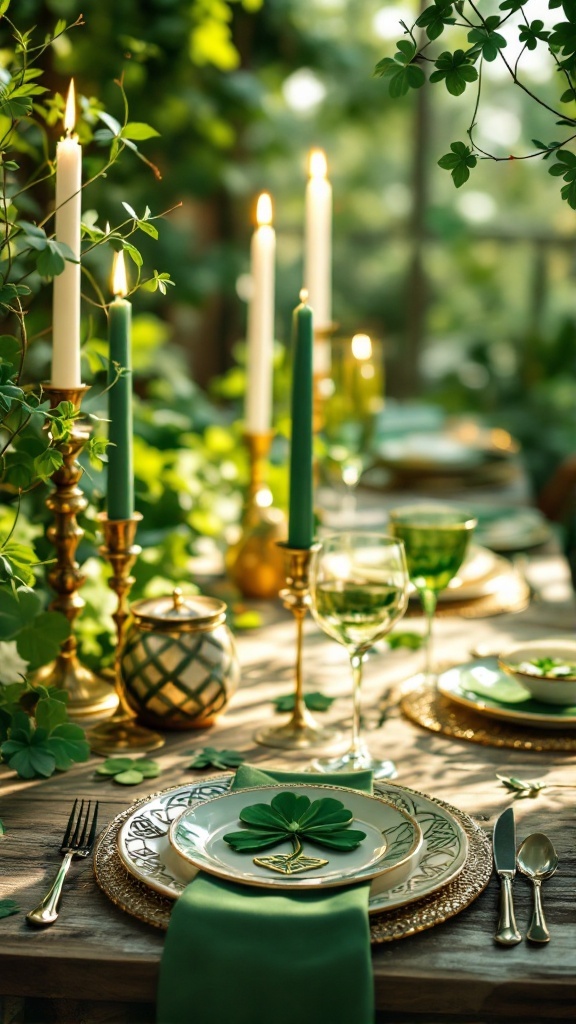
(34, 386, 118, 718)
(254, 544, 343, 750)
(86, 513, 165, 755)
(226, 431, 286, 600)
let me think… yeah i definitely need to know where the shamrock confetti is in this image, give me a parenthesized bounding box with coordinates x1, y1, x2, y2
(273, 692, 336, 714)
(187, 747, 245, 770)
(386, 631, 424, 651)
(96, 757, 162, 785)
(0, 900, 19, 919)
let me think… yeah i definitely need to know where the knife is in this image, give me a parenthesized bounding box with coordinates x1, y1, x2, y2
(493, 807, 522, 945)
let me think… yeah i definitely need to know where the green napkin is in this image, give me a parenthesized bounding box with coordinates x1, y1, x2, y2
(157, 764, 375, 1024)
(463, 669, 576, 715)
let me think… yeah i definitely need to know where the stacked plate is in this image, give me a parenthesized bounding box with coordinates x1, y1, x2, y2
(114, 777, 470, 918)
(437, 657, 576, 730)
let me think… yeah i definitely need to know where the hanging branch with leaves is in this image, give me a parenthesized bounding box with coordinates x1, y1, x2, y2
(375, 0, 576, 206)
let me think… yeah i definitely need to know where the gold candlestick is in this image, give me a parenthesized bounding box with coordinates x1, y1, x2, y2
(34, 386, 117, 719)
(87, 513, 164, 755)
(226, 431, 286, 600)
(254, 545, 343, 750)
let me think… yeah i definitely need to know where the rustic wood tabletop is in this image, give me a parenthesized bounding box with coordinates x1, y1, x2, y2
(1, 540, 575, 1024)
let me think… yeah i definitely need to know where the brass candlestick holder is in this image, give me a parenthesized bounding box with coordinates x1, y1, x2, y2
(86, 513, 165, 755)
(34, 386, 117, 719)
(254, 544, 343, 750)
(226, 431, 286, 600)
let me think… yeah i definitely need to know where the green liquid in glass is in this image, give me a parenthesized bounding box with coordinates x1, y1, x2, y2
(314, 580, 406, 649)
(390, 517, 473, 593)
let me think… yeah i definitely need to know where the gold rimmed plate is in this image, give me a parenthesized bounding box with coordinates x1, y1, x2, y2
(438, 658, 576, 729)
(114, 777, 468, 914)
(167, 784, 423, 891)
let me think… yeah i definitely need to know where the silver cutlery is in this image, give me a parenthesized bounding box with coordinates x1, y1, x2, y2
(493, 806, 522, 946)
(516, 832, 558, 943)
(26, 799, 99, 927)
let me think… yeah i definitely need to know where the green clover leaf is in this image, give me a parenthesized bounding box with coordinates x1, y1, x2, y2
(186, 747, 246, 770)
(467, 18, 507, 62)
(438, 141, 477, 187)
(273, 691, 335, 713)
(224, 792, 367, 855)
(374, 40, 425, 98)
(95, 756, 162, 785)
(0, 899, 19, 919)
(416, 1, 456, 42)
(429, 50, 478, 96)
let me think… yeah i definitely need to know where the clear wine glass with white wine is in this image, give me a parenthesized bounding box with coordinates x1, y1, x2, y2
(308, 532, 409, 779)
(388, 505, 477, 682)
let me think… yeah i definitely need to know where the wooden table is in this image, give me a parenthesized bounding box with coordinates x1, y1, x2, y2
(1, 544, 575, 1024)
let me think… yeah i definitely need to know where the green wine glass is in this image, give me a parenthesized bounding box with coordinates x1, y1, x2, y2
(388, 505, 477, 681)
(308, 531, 409, 779)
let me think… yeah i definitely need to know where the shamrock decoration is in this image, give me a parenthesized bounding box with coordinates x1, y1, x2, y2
(273, 692, 335, 714)
(0, 900, 19, 919)
(187, 747, 245, 770)
(96, 757, 161, 785)
(223, 792, 366, 875)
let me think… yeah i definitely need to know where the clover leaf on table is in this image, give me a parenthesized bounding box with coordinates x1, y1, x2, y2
(0, 900, 19, 919)
(273, 692, 335, 714)
(186, 747, 245, 770)
(96, 757, 162, 785)
(224, 792, 367, 854)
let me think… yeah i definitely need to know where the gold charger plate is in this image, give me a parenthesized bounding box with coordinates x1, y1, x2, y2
(94, 780, 492, 943)
(401, 679, 576, 752)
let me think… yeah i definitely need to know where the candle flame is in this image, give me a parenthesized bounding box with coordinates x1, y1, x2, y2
(256, 192, 273, 226)
(112, 250, 128, 298)
(309, 148, 327, 179)
(351, 334, 372, 360)
(64, 80, 76, 135)
(299, 287, 309, 304)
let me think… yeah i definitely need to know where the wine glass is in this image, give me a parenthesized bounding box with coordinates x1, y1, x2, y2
(308, 531, 409, 779)
(388, 505, 477, 681)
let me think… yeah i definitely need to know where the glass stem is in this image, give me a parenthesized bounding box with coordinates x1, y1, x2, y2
(350, 651, 364, 755)
(420, 588, 438, 681)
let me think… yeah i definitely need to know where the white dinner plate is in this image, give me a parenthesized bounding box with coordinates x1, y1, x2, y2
(168, 784, 422, 892)
(117, 778, 468, 914)
(438, 658, 576, 729)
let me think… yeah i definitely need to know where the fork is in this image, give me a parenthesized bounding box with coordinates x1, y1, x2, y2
(26, 799, 99, 927)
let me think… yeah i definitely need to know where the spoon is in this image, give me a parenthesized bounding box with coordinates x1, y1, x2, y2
(516, 832, 559, 942)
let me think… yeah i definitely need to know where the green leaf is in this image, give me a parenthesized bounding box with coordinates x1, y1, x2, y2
(223, 792, 366, 856)
(387, 631, 424, 650)
(137, 220, 159, 240)
(16, 611, 70, 671)
(467, 21, 507, 62)
(120, 122, 160, 141)
(34, 695, 68, 733)
(46, 723, 90, 770)
(0, 542, 37, 588)
(33, 447, 64, 482)
(0, 1, 11, 17)
(416, 2, 456, 41)
(187, 747, 245, 770)
(95, 756, 160, 782)
(114, 769, 145, 785)
(0, 589, 41, 641)
(36, 240, 78, 278)
(438, 140, 477, 186)
(0, 900, 19, 919)
(273, 691, 335, 713)
(430, 50, 478, 95)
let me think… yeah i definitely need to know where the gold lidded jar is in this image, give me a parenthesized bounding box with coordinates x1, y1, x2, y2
(121, 588, 240, 730)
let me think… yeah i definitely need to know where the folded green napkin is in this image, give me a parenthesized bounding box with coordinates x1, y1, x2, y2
(157, 764, 375, 1024)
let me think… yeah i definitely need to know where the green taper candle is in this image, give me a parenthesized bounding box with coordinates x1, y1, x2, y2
(287, 290, 314, 548)
(107, 251, 134, 520)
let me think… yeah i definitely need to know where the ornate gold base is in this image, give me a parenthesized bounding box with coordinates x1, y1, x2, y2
(254, 715, 344, 751)
(86, 513, 165, 757)
(86, 718, 165, 756)
(254, 544, 342, 751)
(34, 654, 118, 720)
